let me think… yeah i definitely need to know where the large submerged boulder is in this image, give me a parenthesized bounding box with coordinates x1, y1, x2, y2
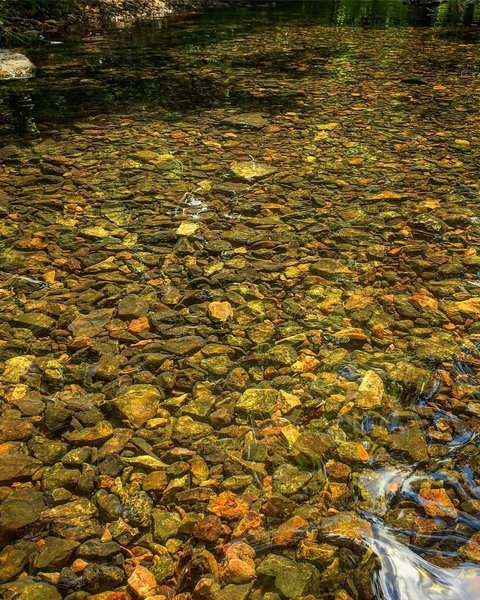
(0, 50, 34, 80)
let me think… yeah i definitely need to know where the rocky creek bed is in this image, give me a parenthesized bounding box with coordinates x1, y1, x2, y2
(0, 2, 480, 599)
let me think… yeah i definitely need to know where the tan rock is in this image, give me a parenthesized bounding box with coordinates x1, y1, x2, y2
(114, 384, 161, 428)
(357, 370, 385, 409)
(208, 301, 233, 322)
(128, 564, 158, 598)
(222, 542, 256, 584)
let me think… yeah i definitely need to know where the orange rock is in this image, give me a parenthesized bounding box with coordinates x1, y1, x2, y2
(72, 558, 88, 573)
(418, 488, 457, 518)
(222, 542, 256, 583)
(128, 317, 150, 333)
(232, 511, 264, 538)
(271, 516, 308, 546)
(368, 191, 405, 200)
(127, 565, 158, 598)
(221, 557, 256, 583)
(208, 301, 233, 322)
(344, 294, 373, 311)
(208, 491, 249, 520)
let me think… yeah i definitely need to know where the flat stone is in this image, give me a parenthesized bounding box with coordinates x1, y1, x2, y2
(117, 294, 149, 319)
(311, 259, 353, 276)
(69, 308, 115, 338)
(160, 336, 205, 355)
(388, 361, 434, 393)
(0, 453, 42, 484)
(0, 543, 33, 583)
(224, 112, 269, 129)
(387, 425, 429, 462)
(413, 332, 461, 361)
(34, 537, 80, 569)
(11, 313, 55, 335)
(293, 432, 334, 462)
(2, 355, 36, 383)
(68, 420, 114, 445)
(0, 579, 62, 600)
(336, 442, 370, 464)
(236, 388, 278, 417)
(176, 222, 200, 236)
(230, 161, 277, 181)
(272, 463, 312, 496)
(152, 509, 181, 543)
(76, 539, 122, 558)
(0, 488, 45, 530)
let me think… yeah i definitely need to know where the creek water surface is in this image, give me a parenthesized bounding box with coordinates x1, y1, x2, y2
(0, 2, 480, 599)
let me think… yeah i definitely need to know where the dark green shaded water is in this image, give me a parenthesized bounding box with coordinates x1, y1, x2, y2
(0, 1, 480, 599)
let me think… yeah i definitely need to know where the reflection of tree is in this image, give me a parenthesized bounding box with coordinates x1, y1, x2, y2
(331, 0, 479, 26)
(1, 0, 478, 134)
(0, 84, 38, 134)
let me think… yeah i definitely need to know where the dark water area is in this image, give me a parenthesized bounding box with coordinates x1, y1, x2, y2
(1, 0, 480, 131)
(0, 1, 480, 599)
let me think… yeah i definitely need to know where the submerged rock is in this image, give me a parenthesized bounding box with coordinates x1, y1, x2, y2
(357, 370, 385, 408)
(235, 388, 278, 416)
(224, 112, 269, 129)
(114, 384, 161, 428)
(230, 161, 277, 181)
(257, 554, 321, 598)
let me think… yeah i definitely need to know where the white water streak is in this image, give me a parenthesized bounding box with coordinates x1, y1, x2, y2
(372, 525, 480, 600)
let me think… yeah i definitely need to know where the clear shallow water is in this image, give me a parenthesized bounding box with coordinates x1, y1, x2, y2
(0, 1, 480, 599)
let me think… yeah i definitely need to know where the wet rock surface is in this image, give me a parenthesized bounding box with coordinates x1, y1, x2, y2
(0, 50, 34, 80)
(1, 2, 480, 599)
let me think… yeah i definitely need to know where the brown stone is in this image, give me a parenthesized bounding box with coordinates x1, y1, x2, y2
(193, 515, 223, 543)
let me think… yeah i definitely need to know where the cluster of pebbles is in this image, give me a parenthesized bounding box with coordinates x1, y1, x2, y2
(0, 15, 480, 600)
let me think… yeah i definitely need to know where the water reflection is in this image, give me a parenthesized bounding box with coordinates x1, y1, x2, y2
(1, 0, 479, 134)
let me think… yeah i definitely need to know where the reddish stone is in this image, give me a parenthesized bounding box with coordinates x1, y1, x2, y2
(193, 515, 222, 543)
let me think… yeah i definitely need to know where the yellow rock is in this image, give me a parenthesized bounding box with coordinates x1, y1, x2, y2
(2, 355, 36, 383)
(176, 222, 200, 236)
